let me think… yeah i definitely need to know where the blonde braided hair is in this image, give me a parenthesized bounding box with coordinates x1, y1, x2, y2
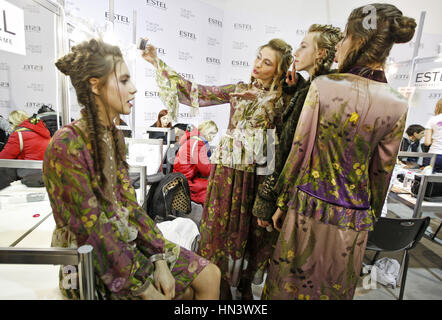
(308, 24, 342, 79)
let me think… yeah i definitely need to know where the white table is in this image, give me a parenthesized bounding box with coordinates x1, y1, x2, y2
(0, 182, 52, 247)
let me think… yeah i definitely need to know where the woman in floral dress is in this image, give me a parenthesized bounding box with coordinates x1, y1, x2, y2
(244, 24, 342, 300)
(44, 39, 220, 300)
(142, 38, 294, 298)
(262, 3, 417, 300)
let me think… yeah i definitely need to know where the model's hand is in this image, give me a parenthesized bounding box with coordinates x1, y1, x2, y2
(285, 61, 298, 86)
(139, 282, 168, 300)
(153, 260, 175, 299)
(257, 218, 271, 228)
(272, 208, 286, 232)
(229, 89, 259, 101)
(141, 41, 159, 68)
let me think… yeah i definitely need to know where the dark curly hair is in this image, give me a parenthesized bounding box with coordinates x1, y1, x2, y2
(55, 39, 128, 183)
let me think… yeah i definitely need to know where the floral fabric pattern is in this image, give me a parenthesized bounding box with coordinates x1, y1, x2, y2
(44, 116, 209, 299)
(156, 59, 282, 172)
(263, 73, 408, 300)
(155, 60, 290, 287)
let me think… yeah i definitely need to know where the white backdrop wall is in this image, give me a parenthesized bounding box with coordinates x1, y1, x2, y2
(0, 0, 57, 118)
(1, 0, 441, 140)
(62, 0, 442, 140)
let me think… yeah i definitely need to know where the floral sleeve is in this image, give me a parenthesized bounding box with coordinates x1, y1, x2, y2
(369, 112, 407, 218)
(156, 59, 236, 120)
(43, 128, 158, 296)
(275, 82, 320, 211)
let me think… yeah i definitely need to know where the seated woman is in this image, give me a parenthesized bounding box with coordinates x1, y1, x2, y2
(44, 39, 220, 300)
(0, 111, 50, 161)
(148, 109, 172, 144)
(0, 110, 50, 187)
(399, 124, 427, 166)
(148, 109, 188, 144)
(173, 120, 218, 204)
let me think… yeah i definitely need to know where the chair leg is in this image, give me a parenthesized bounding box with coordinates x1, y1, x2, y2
(399, 251, 410, 300)
(371, 251, 380, 265)
(431, 222, 441, 241)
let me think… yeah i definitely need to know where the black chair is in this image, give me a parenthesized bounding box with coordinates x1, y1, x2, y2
(365, 216, 431, 300)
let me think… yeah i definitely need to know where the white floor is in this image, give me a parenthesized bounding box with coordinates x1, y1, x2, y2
(0, 181, 439, 300)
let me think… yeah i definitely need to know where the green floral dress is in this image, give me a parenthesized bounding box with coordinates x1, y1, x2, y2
(43, 113, 209, 299)
(155, 60, 287, 287)
(262, 72, 408, 300)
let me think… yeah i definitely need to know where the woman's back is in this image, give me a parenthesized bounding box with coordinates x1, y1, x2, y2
(296, 73, 408, 213)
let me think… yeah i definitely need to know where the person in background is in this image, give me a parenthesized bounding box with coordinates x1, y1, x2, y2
(262, 3, 416, 300)
(148, 109, 172, 143)
(173, 120, 218, 205)
(399, 124, 427, 166)
(36, 105, 61, 137)
(6, 110, 29, 132)
(424, 98, 442, 172)
(0, 112, 49, 160)
(45, 38, 220, 300)
(148, 109, 187, 144)
(0, 111, 50, 186)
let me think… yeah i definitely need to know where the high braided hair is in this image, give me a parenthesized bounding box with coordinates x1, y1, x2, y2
(251, 38, 294, 96)
(339, 3, 416, 74)
(308, 24, 342, 79)
(55, 39, 128, 183)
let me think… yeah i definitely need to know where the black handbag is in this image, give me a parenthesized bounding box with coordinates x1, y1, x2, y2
(410, 175, 442, 202)
(142, 172, 191, 222)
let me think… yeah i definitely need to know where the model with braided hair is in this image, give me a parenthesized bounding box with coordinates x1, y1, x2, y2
(142, 38, 294, 299)
(44, 38, 221, 300)
(243, 24, 342, 300)
(262, 3, 416, 300)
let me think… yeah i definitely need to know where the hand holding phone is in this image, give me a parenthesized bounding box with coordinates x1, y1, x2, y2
(139, 38, 159, 68)
(286, 61, 298, 86)
(137, 37, 149, 50)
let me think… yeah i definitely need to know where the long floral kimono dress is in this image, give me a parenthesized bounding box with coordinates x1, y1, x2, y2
(262, 69, 408, 300)
(155, 60, 289, 287)
(43, 112, 210, 299)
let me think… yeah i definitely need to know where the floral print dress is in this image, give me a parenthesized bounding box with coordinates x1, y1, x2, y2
(262, 72, 408, 300)
(43, 113, 209, 299)
(155, 60, 286, 287)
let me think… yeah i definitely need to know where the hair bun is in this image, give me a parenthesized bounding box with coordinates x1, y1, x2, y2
(390, 16, 417, 44)
(55, 52, 76, 76)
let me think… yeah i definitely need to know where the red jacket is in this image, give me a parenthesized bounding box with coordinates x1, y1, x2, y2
(173, 128, 212, 204)
(0, 118, 51, 160)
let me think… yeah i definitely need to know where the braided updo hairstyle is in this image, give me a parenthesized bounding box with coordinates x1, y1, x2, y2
(339, 3, 416, 73)
(55, 39, 128, 182)
(252, 38, 294, 96)
(308, 24, 342, 79)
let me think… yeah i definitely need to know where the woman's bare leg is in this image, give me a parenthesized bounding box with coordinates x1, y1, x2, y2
(177, 286, 195, 300)
(190, 263, 221, 300)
